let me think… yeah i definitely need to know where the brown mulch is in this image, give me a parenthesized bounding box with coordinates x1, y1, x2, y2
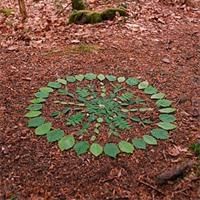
(0, 0, 200, 199)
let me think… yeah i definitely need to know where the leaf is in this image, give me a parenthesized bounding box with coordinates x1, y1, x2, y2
(47, 129, 64, 142)
(119, 92, 133, 101)
(118, 141, 134, 154)
(126, 77, 140, 86)
(76, 88, 90, 98)
(159, 108, 176, 113)
(39, 87, 54, 93)
(74, 141, 89, 155)
(131, 116, 141, 122)
(75, 74, 84, 81)
(58, 135, 75, 151)
(31, 98, 46, 103)
(143, 135, 157, 145)
(97, 117, 103, 123)
(144, 86, 157, 94)
(67, 113, 84, 126)
(28, 117, 45, 127)
(97, 74, 105, 81)
(132, 138, 146, 149)
(159, 114, 176, 123)
(50, 111, 60, 118)
(158, 122, 176, 130)
(27, 104, 42, 111)
(106, 75, 116, 82)
(48, 82, 61, 88)
(117, 76, 126, 83)
(25, 111, 41, 118)
(66, 76, 76, 83)
(35, 122, 52, 135)
(113, 116, 130, 130)
(138, 81, 149, 89)
(57, 89, 68, 95)
(85, 73, 96, 80)
(151, 93, 165, 100)
(104, 143, 120, 158)
(57, 78, 67, 85)
(62, 107, 71, 114)
(35, 91, 49, 98)
(151, 128, 169, 140)
(156, 99, 172, 107)
(90, 143, 103, 156)
(139, 108, 153, 112)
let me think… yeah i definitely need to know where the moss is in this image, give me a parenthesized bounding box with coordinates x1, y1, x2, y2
(72, 0, 86, 10)
(68, 8, 127, 24)
(0, 8, 14, 17)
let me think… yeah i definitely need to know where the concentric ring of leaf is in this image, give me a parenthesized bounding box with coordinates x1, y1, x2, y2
(159, 114, 176, 123)
(66, 76, 76, 83)
(106, 75, 116, 81)
(144, 86, 157, 95)
(39, 87, 54, 93)
(118, 141, 134, 154)
(48, 82, 61, 89)
(151, 92, 165, 100)
(57, 78, 67, 85)
(25, 111, 41, 118)
(117, 76, 126, 83)
(138, 81, 149, 89)
(85, 73, 96, 80)
(28, 117, 45, 127)
(126, 78, 140, 86)
(47, 129, 64, 142)
(156, 99, 172, 108)
(97, 74, 105, 81)
(151, 128, 169, 140)
(158, 122, 176, 130)
(35, 122, 52, 135)
(132, 138, 146, 149)
(104, 143, 120, 158)
(75, 74, 84, 81)
(35, 91, 49, 98)
(143, 135, 157, 145)
(27, 104, 42, 111)
(159, 108, 176, 113)
(74, 141, 89, 155)
(90, 143, 103, 156)
(58, 135, 75, 151)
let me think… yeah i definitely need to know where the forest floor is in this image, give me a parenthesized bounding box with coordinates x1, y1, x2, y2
(0, 0, 200, 199)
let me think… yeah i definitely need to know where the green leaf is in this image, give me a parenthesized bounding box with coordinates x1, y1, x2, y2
(35, 122, 52, 135)
(143, 119, 153, 124)
(35, 91, 49, 98)
(104, 143, 120, 158)
(126, 78, 140, 86)
(31, 98, 46, 103)
(131, 116, 141, 122)
(97, 74, 105, 81)
(58, 135, 75, 151)
(74, 141, 89, 155)
(144, 86, 157, 94)
(151, 128, 169, 140)
(119, 92, 133, 101)
(48, 82, 61, 88)
(118, 141, 134, 154)
(97, 117, 103, 123)
(159, 114, 176, 123)
(90, 143, 103, 156)
(25, 111, 41, 118)
(47, 129, 64, 142)
(67, 113, 84, 126)
(50, 111, 60, 118)
(28, 117, 45, 127)
(85, 73, 96, 80)
(106, 75, 116, 82)
(66, 76, 76, 83)
(151, 93, 165, 100)
(76, 88, 90, 98)
(158, 122, 176, 130)
(62, 107, 71, 114)
(57, 78, 67, 85)
(143, 135, 157, 145)
(156, 99, 172, 107)
(117, 76, 126, 83)
(27, 104, 42, 111)
(132, 138, 146, 149)
(138, 81, 149, 89)
(39, 87, 54, 93)
(159, 108, 176, 113)
(57, 89, 68, 95)
(75, 74, 84, 81)
(113, 116, 130, 130)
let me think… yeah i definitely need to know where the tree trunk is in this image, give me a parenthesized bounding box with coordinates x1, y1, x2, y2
(18, 0, 27, 21)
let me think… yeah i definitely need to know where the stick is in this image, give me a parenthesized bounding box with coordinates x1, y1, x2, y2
(56, 2, 71, 16)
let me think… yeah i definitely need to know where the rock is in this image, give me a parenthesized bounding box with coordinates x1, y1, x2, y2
(162, 57, 171, 63)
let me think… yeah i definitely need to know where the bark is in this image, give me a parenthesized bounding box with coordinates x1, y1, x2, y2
(18, 0, 27, 21)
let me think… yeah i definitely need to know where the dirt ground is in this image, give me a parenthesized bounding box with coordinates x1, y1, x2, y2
(0, 0, 200, 199)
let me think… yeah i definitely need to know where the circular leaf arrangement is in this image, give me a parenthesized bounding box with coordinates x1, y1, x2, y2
(25, 73, 176, 158)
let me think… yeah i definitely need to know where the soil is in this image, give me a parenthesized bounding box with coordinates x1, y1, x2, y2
(0, 0, 200, 199)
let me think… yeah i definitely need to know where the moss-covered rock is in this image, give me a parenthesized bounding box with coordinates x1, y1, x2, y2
(68, 8, 127, 24)
(72, 0, 86, 10)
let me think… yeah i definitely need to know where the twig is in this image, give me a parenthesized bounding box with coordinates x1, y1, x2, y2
(56, 2, 71, 16)
(138, 179, 165, 196)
